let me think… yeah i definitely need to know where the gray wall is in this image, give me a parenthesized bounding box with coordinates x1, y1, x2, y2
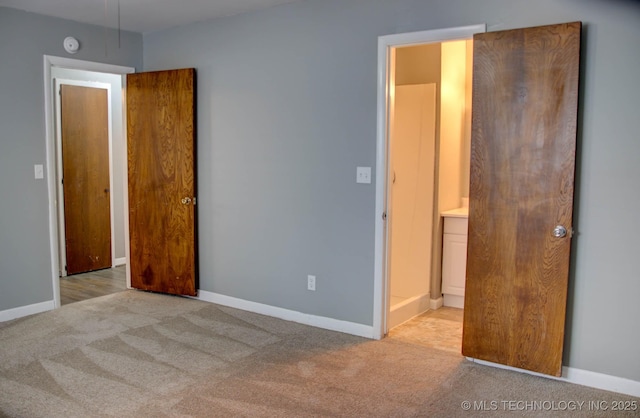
(0, 7, 141, 309)
(144, 0, 640, 381)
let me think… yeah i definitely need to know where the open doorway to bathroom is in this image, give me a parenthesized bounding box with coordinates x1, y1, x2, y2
(386, 37, 474, 347)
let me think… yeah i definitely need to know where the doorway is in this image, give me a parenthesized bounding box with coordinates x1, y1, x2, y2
(372, 25, 486, 339)
(55, 80, 113, 276)
(44, 56, 135, 308)
(387, 37, 475, 330)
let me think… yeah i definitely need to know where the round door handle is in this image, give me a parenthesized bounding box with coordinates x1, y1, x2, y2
(553, 225, 567, 238)
(181, 197, 192, 205)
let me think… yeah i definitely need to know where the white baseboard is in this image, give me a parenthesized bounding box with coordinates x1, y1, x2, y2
(113, 257, 126, 267)
(195, 290, 374, 339)
(430, 297, 443, 310)
(562, 366, 640, 398)
(467, 357, 640, 398)
(388, 293, 430, 329)
(443, 294, 464, 309)
(0, 300, 54, 322)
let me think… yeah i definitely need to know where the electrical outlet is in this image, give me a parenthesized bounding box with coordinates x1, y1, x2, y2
(307, 275, 316, 291)
(356, 166, 371, 184)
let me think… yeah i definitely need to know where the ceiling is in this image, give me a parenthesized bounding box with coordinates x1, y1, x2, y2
(0, 0, 299, 33)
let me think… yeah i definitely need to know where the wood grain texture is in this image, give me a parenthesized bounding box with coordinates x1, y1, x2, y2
(461, 22, 581, 376)
(127, 69, 197, 296)
(61, 85, 111, 275)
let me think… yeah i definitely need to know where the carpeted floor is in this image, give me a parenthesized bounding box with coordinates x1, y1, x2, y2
(0, 291, 637, 417)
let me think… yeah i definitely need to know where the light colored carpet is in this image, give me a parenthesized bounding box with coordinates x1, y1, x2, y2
(0, 291, 637, 417)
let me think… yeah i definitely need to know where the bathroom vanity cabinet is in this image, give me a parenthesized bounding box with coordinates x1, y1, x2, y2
(441, 208, 469, 309)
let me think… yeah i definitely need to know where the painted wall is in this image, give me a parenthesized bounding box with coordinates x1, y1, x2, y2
(439, 40, 468, 214)
(395, 44, 441, 86)
(143, 0, 640, 382)
(51, 67, 126, 264)
(462, 40, 473, 199)
(0, 7, 142, 310)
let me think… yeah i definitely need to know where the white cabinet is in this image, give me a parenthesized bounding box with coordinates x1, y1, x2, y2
(441, 214, 468, 309)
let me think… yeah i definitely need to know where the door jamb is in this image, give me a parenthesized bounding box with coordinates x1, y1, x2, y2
(44, 55, 135, 308)
(54, 79, 114, 277)
(372, 25, 486, 339)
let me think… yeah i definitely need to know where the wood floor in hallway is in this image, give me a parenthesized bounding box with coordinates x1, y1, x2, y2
(60, 265, 127, 305)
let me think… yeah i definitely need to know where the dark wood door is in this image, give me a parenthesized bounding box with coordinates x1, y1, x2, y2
(126, 68, 197, 296)
(462, 22, 581, 376)
(61, 85, 112, 275)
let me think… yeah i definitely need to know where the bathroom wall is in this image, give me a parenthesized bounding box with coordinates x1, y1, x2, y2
(462, 40, 473, 199)
(395, 44, 441, 86)
(439, 40, 469, 213)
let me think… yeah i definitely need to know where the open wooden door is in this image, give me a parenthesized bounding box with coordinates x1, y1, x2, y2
(462, 22, 581, 376)
(61, 85, 112, 275)
(126, 68, 197, 296)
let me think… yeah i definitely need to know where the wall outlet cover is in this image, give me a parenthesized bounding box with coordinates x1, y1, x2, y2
(356, 166, 372, 184)
(307, 275, 316, 291)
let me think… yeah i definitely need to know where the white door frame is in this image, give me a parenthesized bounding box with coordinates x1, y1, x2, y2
(372, 25, 486, 339)
(54, 79, 114, 277)
(43, 55, 135, 308)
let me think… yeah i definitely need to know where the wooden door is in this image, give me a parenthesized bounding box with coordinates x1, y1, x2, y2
(126, 69, 197, 296)
(61, 85, 112, 275)
(462, 22, 581, 376)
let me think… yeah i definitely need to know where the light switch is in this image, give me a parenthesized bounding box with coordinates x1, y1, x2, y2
(356, 166, 371, 184)
(34, 164, 44, 180)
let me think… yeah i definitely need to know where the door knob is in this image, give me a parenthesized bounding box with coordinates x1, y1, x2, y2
(181, 197, 192, 205)
(552, 225, 567, 238)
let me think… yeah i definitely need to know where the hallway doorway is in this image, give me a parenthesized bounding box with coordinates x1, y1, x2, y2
(44, 55, 135, 308)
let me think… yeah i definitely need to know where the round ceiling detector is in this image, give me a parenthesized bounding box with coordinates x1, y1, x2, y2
(63, 36, 80, 54)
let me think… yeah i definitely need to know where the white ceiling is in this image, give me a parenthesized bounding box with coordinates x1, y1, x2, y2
(0, 0, 299, 33)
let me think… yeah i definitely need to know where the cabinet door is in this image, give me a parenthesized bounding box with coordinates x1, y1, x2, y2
(442, 233, 468, 296)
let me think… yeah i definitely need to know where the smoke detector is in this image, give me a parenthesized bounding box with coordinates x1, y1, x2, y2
(63, 37, 80, 54)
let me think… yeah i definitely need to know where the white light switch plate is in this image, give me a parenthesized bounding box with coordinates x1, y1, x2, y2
(34, 164, 44, 179)
(356, 166, 371, 184)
